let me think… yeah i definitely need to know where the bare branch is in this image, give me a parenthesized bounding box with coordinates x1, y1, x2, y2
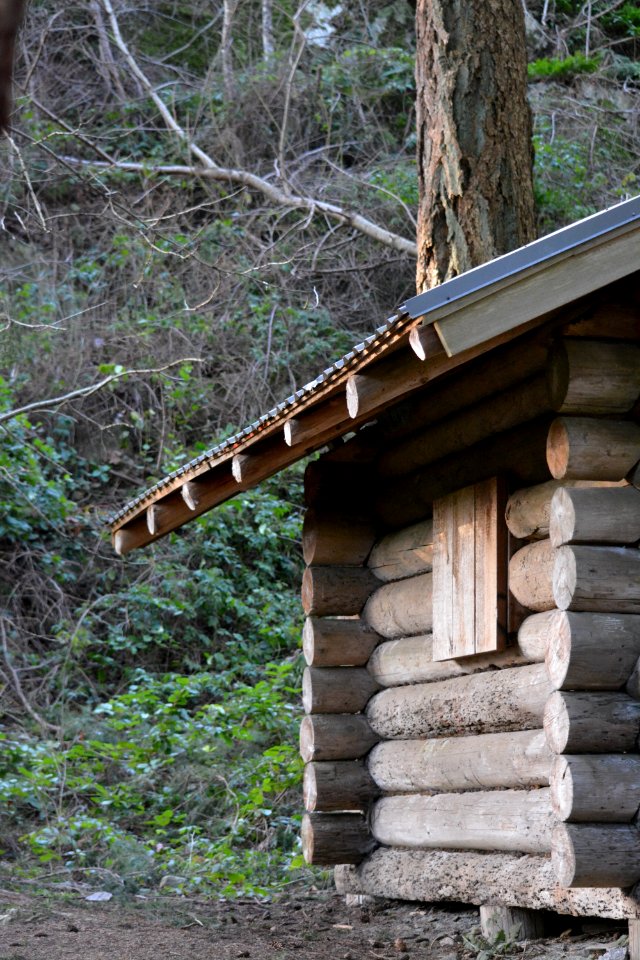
(97, 0, 416, 257)
(0, 358, 203, 425)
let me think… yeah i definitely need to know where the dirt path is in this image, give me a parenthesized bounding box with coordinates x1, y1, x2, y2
(0, 886, 630, 960)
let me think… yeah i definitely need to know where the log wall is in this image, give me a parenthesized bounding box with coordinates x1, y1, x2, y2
(299, 324, 640, 914)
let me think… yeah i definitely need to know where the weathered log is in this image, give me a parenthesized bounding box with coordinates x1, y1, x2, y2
(546, 611, 640, 691)
(367, 729, 551, 792)
(552, 822, 640, 889)
(366, 663, 552, 740)
(302, 666, 379, 714)
(299, 714, 379, 763)
(301, 812, 375, 865)
(301, 565, 378, 617)
(480, 906, 546, 942)
(550, 754, 640, 823)
(335, 848, 640, 919)
(367, 520, 433, 582)
(546, 417, 640, 481)
(508, 540, 556, 613)
(366, 635, 530, 688)
(553, 545, 640, 613)
(377, 375, 553, 478)
(345, 346, 440, 420)
(302, 509, 376, 566)
(563, 302, 640, 342)
(302, 617, 380, 667)
(409, 323, 445, 360)
(548, 339, 640, 415)
(517, 611, 557, 662)
(303, 761, 378, 813)
(371, 789, 553, 854)
(283, 396, 350, 450)
(543, 690, 640, 754)
(375, 418, 552, 529)
(505, 479, 624, 540)
(549, 485, 640, 547)
(363, 572, 433, 639)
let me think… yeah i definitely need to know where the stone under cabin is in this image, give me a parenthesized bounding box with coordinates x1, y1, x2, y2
(111, 195, 640, 945)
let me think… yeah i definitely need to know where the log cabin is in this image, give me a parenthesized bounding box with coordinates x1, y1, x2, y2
(111, 195, 640, 943)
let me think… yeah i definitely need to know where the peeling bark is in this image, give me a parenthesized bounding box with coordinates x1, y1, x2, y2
(415, 0, 536, 291)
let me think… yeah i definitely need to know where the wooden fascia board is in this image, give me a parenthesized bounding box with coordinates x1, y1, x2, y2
(423, 221, 640, 356)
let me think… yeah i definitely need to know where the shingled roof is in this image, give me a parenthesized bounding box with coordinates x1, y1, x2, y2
(110, 195, 640, 555)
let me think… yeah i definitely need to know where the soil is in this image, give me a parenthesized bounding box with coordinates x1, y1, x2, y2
(0, 885, 630, 960)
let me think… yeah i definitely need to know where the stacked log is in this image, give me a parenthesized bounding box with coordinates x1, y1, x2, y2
(299, 461, 381, 864)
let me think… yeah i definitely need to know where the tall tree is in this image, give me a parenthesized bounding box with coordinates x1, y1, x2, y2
(415, 0, 536, 292)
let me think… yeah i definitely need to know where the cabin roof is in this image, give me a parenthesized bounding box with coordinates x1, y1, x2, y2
(110, 194, 640, 555)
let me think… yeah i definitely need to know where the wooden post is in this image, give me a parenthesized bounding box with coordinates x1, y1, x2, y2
(543, 690, 640, 754)
(303, 760, 378, 812)
(553, 545, 640, 613)
(549, 485, 640, 547)
(552, 822, 640, 888)
(480, 906, 546, 941)
(301, 812, 375, 865)
(546, 417, 640, 481)
(299, 714, 379, 762)
(302, 666, 379, 714)
(629, 920, 640, 960)
(302, 617, 380, 667)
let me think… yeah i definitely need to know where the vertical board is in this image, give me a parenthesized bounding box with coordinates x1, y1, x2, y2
(433, 477, 507, 661)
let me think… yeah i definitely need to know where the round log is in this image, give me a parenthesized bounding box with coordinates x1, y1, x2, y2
(546, 611, 640, 691)
(367, 729, 551, 792)
(299, 714, 379, 763)
(505, 479, 623, 540)
(543, 690, 640, 754)
(366, 663, 552, 740)
(303, 761, 378, 813)
(302, 617, 380, 667)
(363, 572, 433, 639)
(367, 519, 433, 582)
(549, 485, 640, 547)
(377, 375, 552, 478)
(518, 611, 559, 662)
(553, 545, 640, 613)
(550, 754, 640, 823)
(548, 339, 640, 415)
(367, 635, 530, 688)
(336, 847, 640, 919)
(370, 789, 553, 854)
(546, 418, 640, 481)
(301, 812, 375, 865)
(508, 540, 556, 613)
(302, 666, 379, 714)
(302, 509, 376, 566)
(552, 822, 640, 888)
(301, 565, 378, 617)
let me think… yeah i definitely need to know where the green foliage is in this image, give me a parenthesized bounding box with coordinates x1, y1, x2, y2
(528, 53, 601, 81)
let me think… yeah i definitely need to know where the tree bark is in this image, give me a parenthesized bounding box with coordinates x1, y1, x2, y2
(415, 0, 536, 291)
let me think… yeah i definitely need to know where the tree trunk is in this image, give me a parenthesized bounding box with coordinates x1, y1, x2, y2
(415, 0, 536, 291)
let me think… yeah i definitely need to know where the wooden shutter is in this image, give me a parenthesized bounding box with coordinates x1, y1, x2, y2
(432, 476, 507, 661)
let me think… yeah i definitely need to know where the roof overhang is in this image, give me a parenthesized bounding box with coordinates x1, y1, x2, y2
(110, 195, 640, 555)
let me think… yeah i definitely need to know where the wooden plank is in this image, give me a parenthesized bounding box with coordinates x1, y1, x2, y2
(434, 227, 640, 356)
(433, 478, 506, 660)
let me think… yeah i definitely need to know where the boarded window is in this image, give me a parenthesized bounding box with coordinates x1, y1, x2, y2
(432, 476, 507, 661)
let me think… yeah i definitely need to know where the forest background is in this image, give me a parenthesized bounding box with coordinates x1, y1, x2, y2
(0, 0, 639, 900)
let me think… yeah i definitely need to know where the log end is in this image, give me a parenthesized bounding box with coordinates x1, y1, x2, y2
(546, 419, 570, 480)
(543, 690, 569, 754)
(551, 822, 577, 886)
(553, 546, 577, 611)
(299, 715, 315, 763)
(345, 377, 359, 419)
(549, 487, 576, 548)
(550, 755, 573, 821)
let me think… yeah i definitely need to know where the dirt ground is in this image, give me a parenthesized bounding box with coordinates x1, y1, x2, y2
(0, 884, 631, 960)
